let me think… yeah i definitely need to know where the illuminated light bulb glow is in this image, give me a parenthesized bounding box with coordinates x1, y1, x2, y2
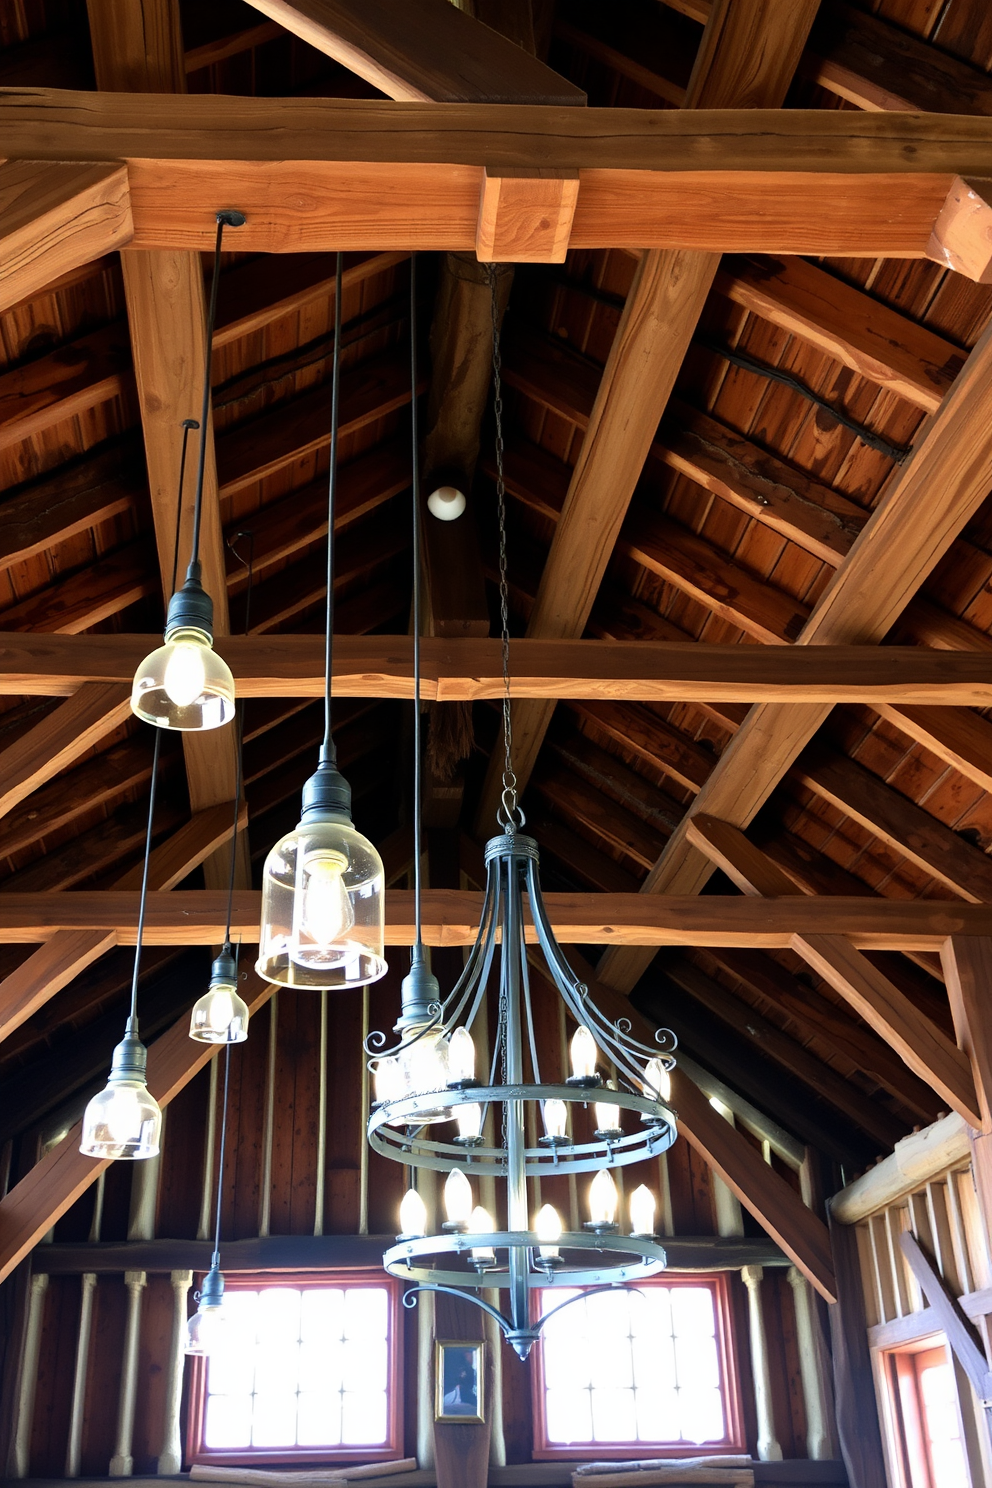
(594, 1080, 623, 1135)
(406, 1029, 450, 1095)
(444, 1167, 473, 1226)
(427, 485, 467, 521)
(185, 1303, 227, 1357)
(80, 1080, 162, 1160)
(535, 1203, 562, 1260)
(399, 1187, 428, 1237)
(163, 639, 207, 707)
(374, 1055, 402, 1105)
(589, 1168, 619, 1227)
(542, 1099, 567, 1140)
(447, 1026, 477, 1083)
(469, 1205, 496, 1265)
(629, 1184, 657, 1237)
(643, 1056, 672, 1104)
(189, 983, 249, 1044)
(569, 1025, 599, 1081)
(456, 1103, 484, 1141)
(299, 850, 354, 946)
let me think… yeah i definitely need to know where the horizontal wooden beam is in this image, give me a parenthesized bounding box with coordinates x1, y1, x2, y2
(32, 1231, 787, 1274)
(0, 681, 131, 817)
(0, 158, 132, 312)
(3, 633, 992, 703)
(5, 94, 992, 263)
(3, 889, 992, 949)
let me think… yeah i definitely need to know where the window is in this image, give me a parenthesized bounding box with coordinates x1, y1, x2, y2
(889, 1342, 970, 1488)
(532, 1277, 744, 1459)
(187, 1275, 402, 1465)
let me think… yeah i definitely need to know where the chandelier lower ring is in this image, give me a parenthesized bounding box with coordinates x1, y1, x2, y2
(384, 1228, 668, 1291)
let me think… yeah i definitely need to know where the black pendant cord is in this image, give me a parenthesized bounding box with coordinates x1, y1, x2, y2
(410, 255, 424, 960)
(320, 252, 344, 769)
(170, 418, 199, 599)
(127, 729, 162, 1029)
(211, 1044, 232, 1271)
(190, 211, 244, 573)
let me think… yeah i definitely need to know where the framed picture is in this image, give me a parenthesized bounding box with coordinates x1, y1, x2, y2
(434, 1340, 485, 1424)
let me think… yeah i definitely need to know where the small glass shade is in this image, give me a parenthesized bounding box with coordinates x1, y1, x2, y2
(189, 979, 249, 1044)
(80, 1078, 162, 1160)
(256, 816, 386, 989)
(185, 1303, 227, 1357)
(131, 627, 235, 731)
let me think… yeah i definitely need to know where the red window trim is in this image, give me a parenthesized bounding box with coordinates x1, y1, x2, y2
(186, 1270, 404, 1468)
(530, 1273, 746, 1460)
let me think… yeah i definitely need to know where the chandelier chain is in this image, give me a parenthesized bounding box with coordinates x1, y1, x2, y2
(489, 267, 519, 832)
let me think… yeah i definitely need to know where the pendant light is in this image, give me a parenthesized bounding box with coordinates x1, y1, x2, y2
(186, 1045, 234, 1356)
(256, 254, 386, 991)
(131, 210, 244, 732)
(80, 734, 165, 1160)
(190, 538, 253, 1043)
(367, 266, 679, 1361)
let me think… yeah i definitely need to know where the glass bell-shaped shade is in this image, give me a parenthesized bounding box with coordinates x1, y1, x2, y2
(189, 950, 249, 1043)
(185, 1266, 227, 1357)
(80, 1023, 162, 1160)
(132, 627, 235, 732)
(256, 813, 386, 990)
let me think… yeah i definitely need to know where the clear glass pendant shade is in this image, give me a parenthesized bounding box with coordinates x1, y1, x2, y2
(131, 627, 235, 731)
(190, 949, 249, 1043)
(256, 816, 386, 989)
(80, 1027, 162, 1160)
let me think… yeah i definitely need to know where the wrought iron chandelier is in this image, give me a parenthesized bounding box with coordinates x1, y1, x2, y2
(367, 262, 678, 1362)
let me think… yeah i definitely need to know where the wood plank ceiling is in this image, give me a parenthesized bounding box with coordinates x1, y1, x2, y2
(3, 0, 992, 1240)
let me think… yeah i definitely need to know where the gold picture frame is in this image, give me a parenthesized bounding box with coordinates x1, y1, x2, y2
(434, 1340, 485, 1424)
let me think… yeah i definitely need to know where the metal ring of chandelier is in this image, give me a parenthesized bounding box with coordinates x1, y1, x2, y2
(368, 1083, 677, 1177)
(384, 1227, 669, 1289)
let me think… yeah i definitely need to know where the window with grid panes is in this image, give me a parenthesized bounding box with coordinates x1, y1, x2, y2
(532, 1278, 744, 1458)
(189, 1276, 402, 1464)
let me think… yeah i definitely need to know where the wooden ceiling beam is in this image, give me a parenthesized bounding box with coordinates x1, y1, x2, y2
(0, 963, 275, 1285)
(0, 800, 245, 1046)
(0, 888, 991, 949)
(473, 0, 821, 831)
(6, 633, 992, 704)
(598, 313, 992, 995)
(0, 682, 131, 820)
(0, 159, 132, 314)
(241, 0, 584, 104)
(686, 813, 980, 1127)
(6, 95, 992, 261)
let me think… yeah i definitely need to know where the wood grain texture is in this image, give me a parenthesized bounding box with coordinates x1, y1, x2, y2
(0, 801, 245, 1044)
(5, 634, 992, 702)
(940, 937, 992, 1131)
(0, 967, 275, 1285)
(240, 0, 585, 103)
(599, 310, 992, 993)
(0, 160, 132, 313)
(0, 682, 131, 819)
(684, 0, 820, 109)
(715, 254, 965, 412)
(2, 889, 992, 949)
(927, 176, 992, 284)
(85, 0, 185, 92)
(476, 166, 579, 262)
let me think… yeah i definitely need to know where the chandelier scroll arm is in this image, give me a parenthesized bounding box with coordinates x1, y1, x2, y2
(401, 1282, 516, 1338)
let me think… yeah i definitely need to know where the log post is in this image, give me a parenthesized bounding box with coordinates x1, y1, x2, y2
(65, 1272, 98, 1477)
(9, 1270, 48, 1478)
(157, 1269, 193, 1475)
(787, 1266, 837, 1459)
(741, 1264, 783, 1461)
(109, 1269, 147, 1476)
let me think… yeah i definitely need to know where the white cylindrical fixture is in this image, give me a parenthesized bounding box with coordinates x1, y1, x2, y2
(11, 1271, 49, 1478)
(65, 1272, 98, 1478)
(110, 1270, 147, 1477)
(157, 1270, 193, 1475)
(787, 1267, 837, 1460)
(741, 1264, 783, 1462)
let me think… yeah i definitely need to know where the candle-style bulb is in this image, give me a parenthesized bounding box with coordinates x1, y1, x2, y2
(469, 1205, 495, 1265)
(643, 1056, 671, 1103)
(542, 1099, 568, 1140)
(399, 1187, 427, 1237)
(456, 1103, 483, 1141)
(570, 1025, 599, 1080)
(448, 1026, 476, 1084)
(589, 1169, 618, 1226)
(629, 1184, 656, 1237)
(594, 1079, 622, 1135)
(443, 1167, 473, 1226)
(535, 1203, 562, 1259)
